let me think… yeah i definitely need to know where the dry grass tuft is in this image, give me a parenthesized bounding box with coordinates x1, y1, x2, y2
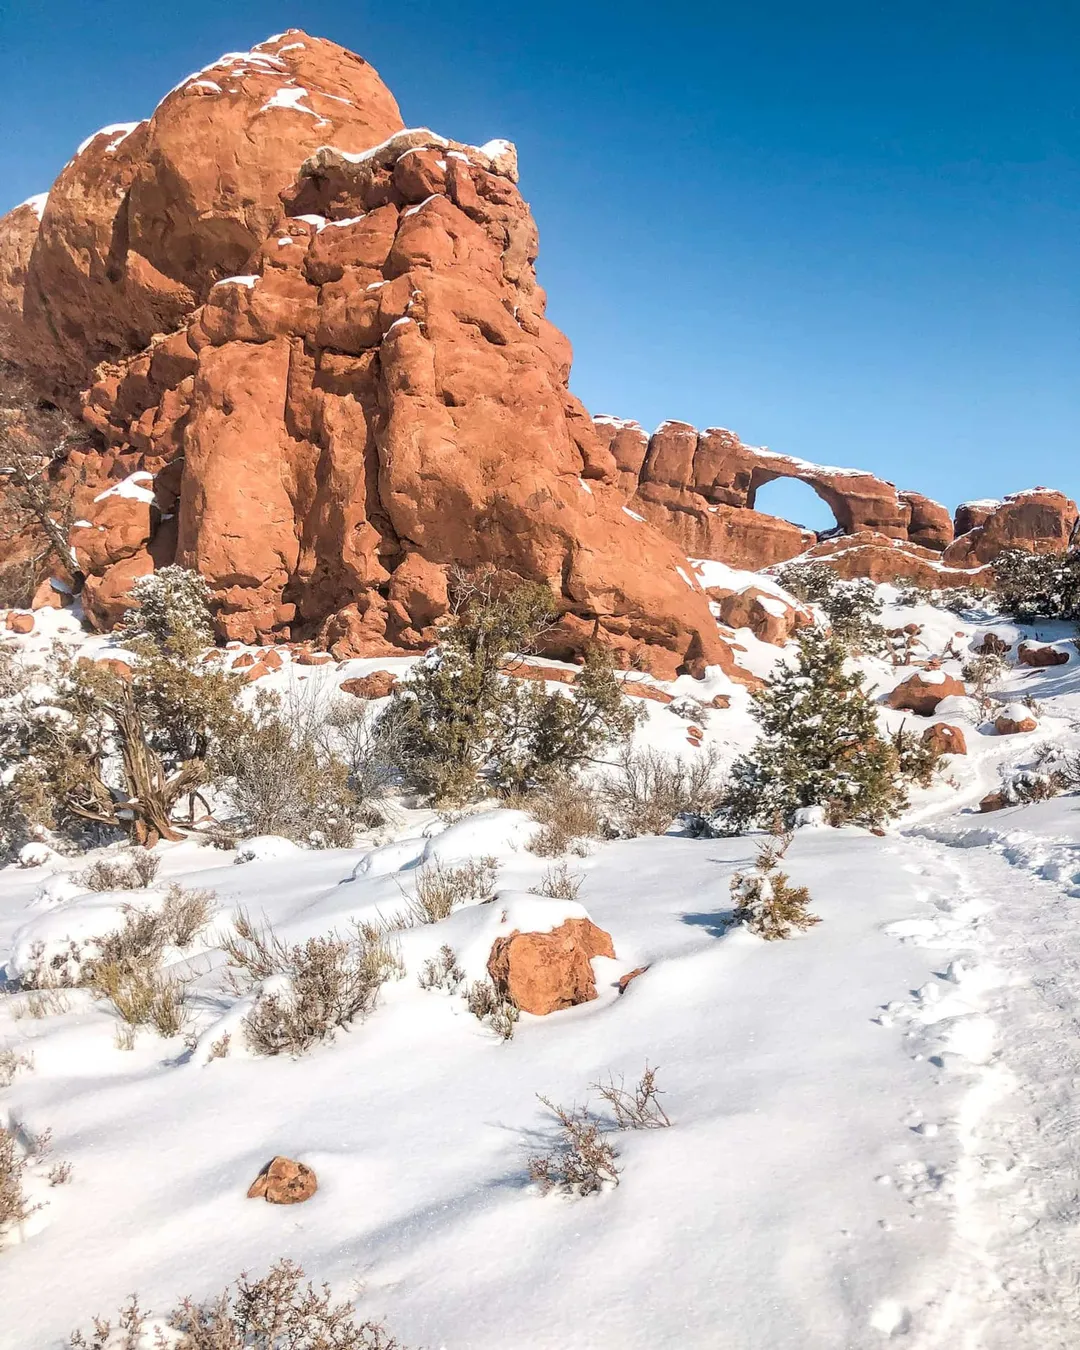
(417, 945, 465, 993)
(527, 776, 605, 856)
(528, 863, 582, 901)
(402, 856, 497, 926)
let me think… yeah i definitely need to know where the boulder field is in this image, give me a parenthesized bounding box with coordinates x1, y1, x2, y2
(0, 29, 1076, 675)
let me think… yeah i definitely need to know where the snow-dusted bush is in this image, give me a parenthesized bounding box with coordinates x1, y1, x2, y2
(224, 913, 402, 1056)
(380, 571, 639, 804)
(528, 1096, 621, 1196)
(215, 695, 363, 849)
(70, 1259, 408, 1349)
(601, 745, 725, 838)
(891, 726, 940, 789)
(993, 547, 1080, 622)
(730, 834, 820, 941)
(895, 582, 993, 614)
(773, 562, 887, 654)
(0, 1123, 40, 1241)
(720, 626, 905, 832)
(118, 565, 214, 658)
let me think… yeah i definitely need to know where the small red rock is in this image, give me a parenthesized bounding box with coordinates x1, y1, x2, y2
(246, 1155, 317, 1205)
(921, 723, 967, 757)
(5, 612, 34, 634)
(245, 661, 272, 682)
(995, 712, 1038, 735)
(617, 966, 649, 994)
(231, 652, 255, 669)
(885, 672, 966, 716)
(339, 670, 399, 699)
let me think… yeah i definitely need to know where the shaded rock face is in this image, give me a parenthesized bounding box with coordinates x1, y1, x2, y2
(0, 197, 43, 363)
(69, 125, 729, 678)
(16, 32, 405, 404)
(487, 918, 615, 1015)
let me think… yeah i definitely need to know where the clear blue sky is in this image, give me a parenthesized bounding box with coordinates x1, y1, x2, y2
(3, 0, 1078, 529)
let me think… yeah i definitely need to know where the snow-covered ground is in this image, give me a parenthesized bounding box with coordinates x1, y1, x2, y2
(4, 588, 1080, 1347)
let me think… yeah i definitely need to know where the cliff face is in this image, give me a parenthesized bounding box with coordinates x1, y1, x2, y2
(0, 30, 1075, 671)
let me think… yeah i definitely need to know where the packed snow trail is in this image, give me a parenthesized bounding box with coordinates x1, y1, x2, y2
(891, 806, 1080, 1348)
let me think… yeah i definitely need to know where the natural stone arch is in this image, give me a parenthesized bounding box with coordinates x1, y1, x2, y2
(745, 471, 843, 536)
(746, 466, 855, 534)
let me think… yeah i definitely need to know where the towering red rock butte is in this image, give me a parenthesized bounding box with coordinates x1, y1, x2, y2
(0, 31, 1076, 678)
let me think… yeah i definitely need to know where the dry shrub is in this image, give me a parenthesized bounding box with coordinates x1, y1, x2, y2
(601, 746, 725, 838)
(0, 1048, 32, 1088)
(77, 851, 161, 892)
(225, 913, 402, 1056)
(88, 960, 189, 1037)
(70, 1258, 407, 1348)
(417, 945, 465, 993)
(730, 834, 820, 941)
(464, 979, 519, 1040)
(527, 775, 605, 856)
(403, 856, 497, 925)
(0, 1119, 61, 1241)
(0, 1123, 39, 1239)
(529, 863, 582, 901)
(591, 1063, 671, 1129)
(528, 1096, 620, 1196)
(159, 884, 216, 947)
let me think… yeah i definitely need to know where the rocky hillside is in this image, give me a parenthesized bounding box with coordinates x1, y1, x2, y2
(0, 29, 1076, 681)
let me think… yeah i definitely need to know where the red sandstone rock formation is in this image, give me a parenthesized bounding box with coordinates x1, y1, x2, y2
(1017, 643, 1069, 668)
(246, 1155, 318, 1204)
(0, 195, 43, 363)
(944, 490, 1079, 567)
(14, 33, 405, 404)
(1, 30, 1076, 660)
(60, 116, 731, 679)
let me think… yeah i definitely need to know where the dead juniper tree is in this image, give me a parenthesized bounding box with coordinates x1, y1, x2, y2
(0, 358, 83, 598)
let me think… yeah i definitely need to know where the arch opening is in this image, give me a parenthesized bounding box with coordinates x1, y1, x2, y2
(747, 475, 840, 537)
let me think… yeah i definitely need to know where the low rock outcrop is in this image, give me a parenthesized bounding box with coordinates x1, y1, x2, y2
(487, 917, 615, 1015)
(1017, 643, 1069, 668)
(994, 709, 1038, 736)
(885, 672, 966, 716)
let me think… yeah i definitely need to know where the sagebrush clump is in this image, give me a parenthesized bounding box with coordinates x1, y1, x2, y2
(70, 1258, 407, 1349)
(224, 914, 402, 1056)
(528, 1096, 621, 1196)
(601, 746, 725, 838)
